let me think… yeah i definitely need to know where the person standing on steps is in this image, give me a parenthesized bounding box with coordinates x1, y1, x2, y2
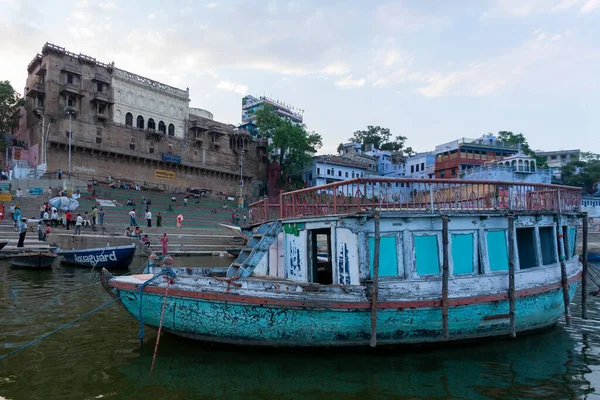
(91, 207, 98, 226)
(145, 209, 152, 227)
(176, 213, 183, 228)
(75, 213, 83, 235)
(160, 233, 168, 255)
(65, 210, 72, 230)
(17, 218, 27, 247)
(13, 205, 21, 231)
(57, 169, 62, 180)
(128, 208, 137, 227)
(156, 212, 162, 228)
(99, 208, 105, 226)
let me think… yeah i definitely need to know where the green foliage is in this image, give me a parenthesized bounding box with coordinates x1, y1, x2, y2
(496, 131, 548, 168)
(562, 155, 600, 193)
(351, 126, 408, 152)
(0, 80, 24, 135)
(255, 105, 322, 181)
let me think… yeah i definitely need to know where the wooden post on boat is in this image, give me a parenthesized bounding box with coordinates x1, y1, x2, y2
(508, 214, 516, 338)
(441, 215, 449, 341)
(556, 214, 572, 326)
(582, 212, 589, 320)
(370, 210, 381, 348)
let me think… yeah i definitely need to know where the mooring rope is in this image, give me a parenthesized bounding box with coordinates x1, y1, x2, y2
(0, 268, 175, 363)
(138, 268, 176, 347)
(151, 275, 174, 372)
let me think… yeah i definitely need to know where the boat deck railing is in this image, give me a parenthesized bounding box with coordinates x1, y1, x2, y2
(249, 178, 582, 224)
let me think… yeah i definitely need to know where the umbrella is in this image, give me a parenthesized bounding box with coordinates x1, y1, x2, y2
(49, 196, 80, 211)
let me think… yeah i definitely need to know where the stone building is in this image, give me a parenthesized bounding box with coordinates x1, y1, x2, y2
(19, 43, 268, 199)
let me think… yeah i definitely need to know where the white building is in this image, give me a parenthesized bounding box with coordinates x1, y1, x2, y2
(112, 68, 190, 139)
(535, 149, 580, 180)
(460, 152, 552, 184)
(405, 152, 435, 179)
(304, 155, 370, 187)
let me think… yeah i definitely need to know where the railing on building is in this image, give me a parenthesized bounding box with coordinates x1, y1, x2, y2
(249, 178, 582, 224)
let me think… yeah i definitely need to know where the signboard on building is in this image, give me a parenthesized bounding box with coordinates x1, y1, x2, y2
(162, 154, 181, 164)
(155, 169, 175, 180)
(0, 183, 10, 193)
(0, 193, 12, 202)
(28, 188, 43, 196)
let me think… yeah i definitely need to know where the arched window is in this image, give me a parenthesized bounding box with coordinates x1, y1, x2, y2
(148, 118, 156, 130)
(158, 121, 166, 134)
(530, 161, 536, 172)
(168, 123, 175, 136)
(125, 112, 133, 126)
(136, 115, 144, 129)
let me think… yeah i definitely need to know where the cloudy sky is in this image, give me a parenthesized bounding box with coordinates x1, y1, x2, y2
(1, 0, 598, 154)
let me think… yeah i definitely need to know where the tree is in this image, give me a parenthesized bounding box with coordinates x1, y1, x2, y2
(0, 81, 24, 134)
(255, 105, 322, 183)
(496, 131, 548, 168)
(561, 156, 600, 193)
(346, 125, 408, 153)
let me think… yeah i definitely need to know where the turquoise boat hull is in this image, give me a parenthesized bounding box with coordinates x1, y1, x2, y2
(105, 276, 578, 347)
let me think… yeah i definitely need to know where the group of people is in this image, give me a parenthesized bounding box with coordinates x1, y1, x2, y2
(124, 226, 169, 255)
(127, 208, 184, 229)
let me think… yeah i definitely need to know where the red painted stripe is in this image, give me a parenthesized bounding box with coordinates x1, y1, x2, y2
(110, 272, 581, 310)
(482, 313, 510, 321)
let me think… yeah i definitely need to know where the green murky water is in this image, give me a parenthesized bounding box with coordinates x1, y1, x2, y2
(1, 257, 600, 400)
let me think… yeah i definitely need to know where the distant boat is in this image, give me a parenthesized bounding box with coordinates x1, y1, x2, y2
(9, 252, 57, 269)
(588, 253, 600, 262)
(57, 244, 136, 270)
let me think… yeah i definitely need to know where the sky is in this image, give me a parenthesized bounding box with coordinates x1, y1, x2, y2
(0, 0, 598, 155)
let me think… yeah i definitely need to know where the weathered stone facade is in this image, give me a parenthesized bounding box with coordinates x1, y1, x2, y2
(21, 43, 268, 199)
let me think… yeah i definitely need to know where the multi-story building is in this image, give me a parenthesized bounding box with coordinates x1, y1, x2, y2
(17, 43, 268, 198)
(239, 95, 303, 135)
(405, 152, 435, 179)
(535, 149, 580, 180)
(304, 155, 370, 187)
(460, 152, 552, 184)
(434, 135, 519, 179)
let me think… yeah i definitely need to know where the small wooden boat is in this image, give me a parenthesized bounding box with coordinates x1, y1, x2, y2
(56, 244, 136, 270)
(9, 252, 57, 269)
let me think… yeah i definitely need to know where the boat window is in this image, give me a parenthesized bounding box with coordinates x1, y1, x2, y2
(516, 228, 539, 269)
(539, 227, 557, 265)
(414, 235, 440, 275)
(486, 230, 508, 271)
(310, 229, 332, 285)
(369, 236, 398, 277)
(451, 233, 475, 275)
(568, 226, 577, 258)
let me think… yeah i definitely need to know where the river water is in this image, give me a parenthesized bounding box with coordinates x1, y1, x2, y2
(1, 256, 600, 400)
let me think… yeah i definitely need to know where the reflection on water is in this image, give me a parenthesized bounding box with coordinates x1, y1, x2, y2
(1, 257, 600, 400)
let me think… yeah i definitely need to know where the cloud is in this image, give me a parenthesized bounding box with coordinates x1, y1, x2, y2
(98, 2, 117, 10)
(216, 80, 248, 95)
(206, 2, 218, 9)
(147, 14, 155, 19)
(486, 0, 583, 16)
(335, 75, 365, 89)
(320, 63, 350, 75)
(581, 0, 600, 13)
(374, 3, 450, 31)
(180, 6, 192, 16)
(75, 0, 88, 8)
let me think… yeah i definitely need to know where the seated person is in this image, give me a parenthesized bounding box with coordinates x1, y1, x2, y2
(124, 227, 132, 237)
(141, 234, 151, 248)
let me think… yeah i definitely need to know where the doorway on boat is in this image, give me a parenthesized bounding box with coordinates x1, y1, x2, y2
(309, 229, 333, 285)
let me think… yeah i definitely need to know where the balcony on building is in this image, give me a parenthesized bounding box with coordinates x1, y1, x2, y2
(25, 82, 45, 98)
(92, 73, 111, 85)
(35, 62, 47, 77)
(60, 64, 82, 76)
(90, 90, 114, 104)
(60, 82, 84, 97)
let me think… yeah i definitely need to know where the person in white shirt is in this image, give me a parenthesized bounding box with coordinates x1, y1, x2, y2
(75, 214, 83, 235)
(51, 209, 58, 227)
(43, 211, 50, 222)
(145, 210, 152, 227)
(128, 209, 137, 227)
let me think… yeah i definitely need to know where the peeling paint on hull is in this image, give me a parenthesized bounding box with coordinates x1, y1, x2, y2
(111, 281, 578, 347)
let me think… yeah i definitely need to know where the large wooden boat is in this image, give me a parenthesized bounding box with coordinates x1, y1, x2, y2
(101, 178, 583, 347)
